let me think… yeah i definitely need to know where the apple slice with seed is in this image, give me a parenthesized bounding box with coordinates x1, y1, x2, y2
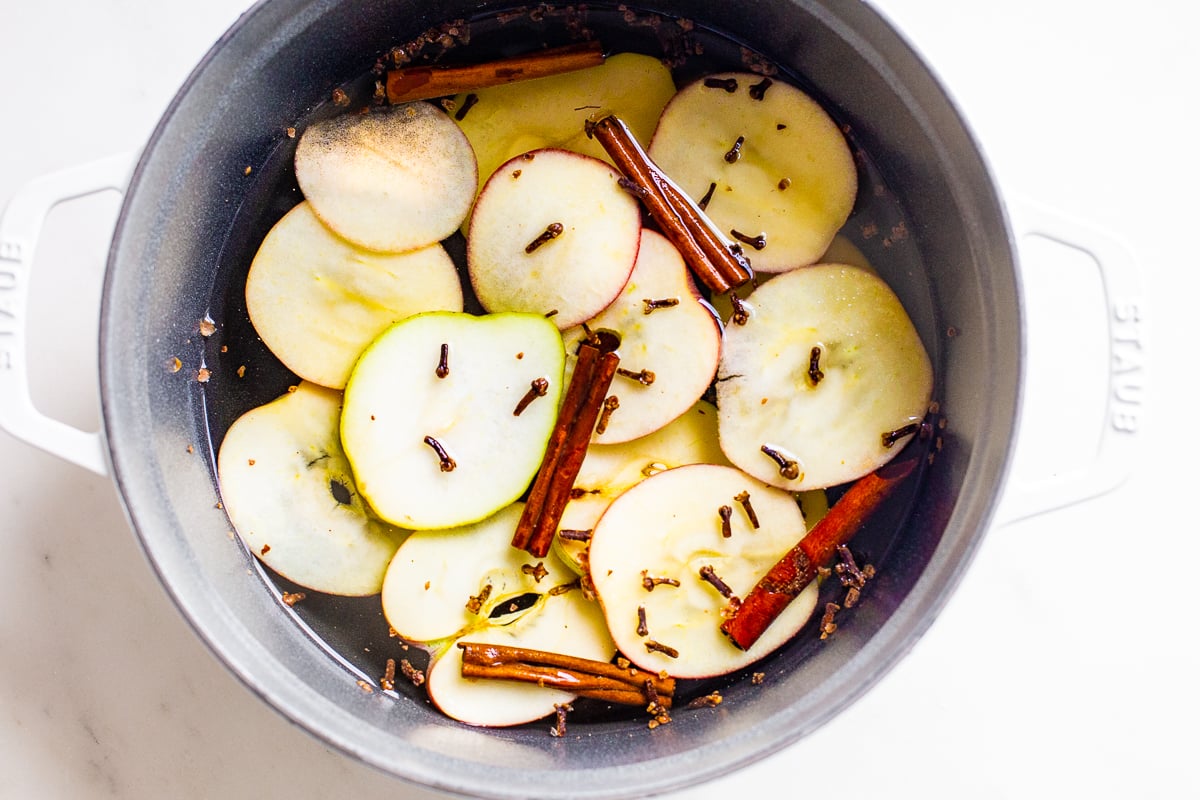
(467, 148, 641, 330)
(295, 101, 477, 253)
(381, 503, 615, 726)
(716, 264, 934, 491)
(648, 72, 857, 273)
(560, 230, 721, 443)
(341, 311, 564, 530)
(245, 201, 463, 389)
(216, 381, 408, 596)
(587, 463, 817, 678)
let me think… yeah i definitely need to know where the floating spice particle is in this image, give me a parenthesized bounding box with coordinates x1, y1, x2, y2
(778, 177, 792, 191)
(512, 169, 522, 179)
(219, 345, 228, 353)
(525, 222, 564, 253)
(282, 591, 306, 607)
(881, 422, 920, 448)
(819, 601, 841, 640)
(521, 561, 549, 582)
(435, 342, 450, 378)
(331, 87, 350, 106)
(698, 565, 734, 598)
(423, 435, 457, 472)
(196, 367, 212, 383)
(617, 367, 655, 386)
(636, 605, 649, 636)
(645, 640, 679, 658)
(247, 459, 256, 466)
(381, 658, 396, 691)
(558, 528, 592, 542)
(748, 76, 773, 100)
(260, 544, 270, 555)
(569, 487, 599, 499)
(167, 357, 182, 373)
(698, 181, 717, 210)
(760, 444, 800, 480)
(513, 377, 550, 416)
(595, 395, 619, 435)
(729, 293, 750, 325)
(235, 364, 246, 379)
(455, 92, 479, 121)
(724, 135, 746, 163)
(731, 229, 766, 250)
(751, 672, 765, 685)
(641, 571, 680, 591)
(733, 490, 760, 528)
(287, 385, 298, 393)
(776, 123, 787, 130)
(243, 166, 252, 176)
(286, 126, 296, 138)
(550, 702, 572, 737)
(808, 346, 825, 386)
(400, 658, 425, 687)
(718, 504, 733, 538)
(686, 692, 723, 709)
(186, 444, 194, 454)
(861, 222, 879, 238)
(642, 297, 679, 314)
(356, 680, 374, 693)
(199, 317, 216, 337)
(703, 76, 738, 92)
(947, 326, 959, 337)
(466, 583, 492, 614)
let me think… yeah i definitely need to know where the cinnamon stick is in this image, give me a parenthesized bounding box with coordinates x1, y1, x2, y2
(458, 641, 675, 708)
(387, 41, 605, 104)
(512, 340, 619, 558)
(587, 115, 753, 294)
(720, 450, 922, 650)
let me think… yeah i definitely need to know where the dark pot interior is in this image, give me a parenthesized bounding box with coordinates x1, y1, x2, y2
(99, 1, 1021, 797)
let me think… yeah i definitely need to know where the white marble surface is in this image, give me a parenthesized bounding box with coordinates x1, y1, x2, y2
(0, 1, 1193, 797)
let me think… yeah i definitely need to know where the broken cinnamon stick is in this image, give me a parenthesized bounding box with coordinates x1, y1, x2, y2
(387, 41, 605, 104)
(587, 115, 753, 294)
(458, 641, 675, 708)
(512, 340, 619, 558)
(720, 450, 922, 650)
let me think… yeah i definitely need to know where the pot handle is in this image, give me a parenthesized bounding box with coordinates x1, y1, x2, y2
(0, 153, 137, 477)
(994, 197, 1146, 526)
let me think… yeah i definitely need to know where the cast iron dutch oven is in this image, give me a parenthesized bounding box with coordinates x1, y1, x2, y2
(4, 0, 1030, 797)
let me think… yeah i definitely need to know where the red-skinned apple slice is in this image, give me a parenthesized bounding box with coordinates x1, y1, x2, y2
(341, 311, 565, 530)
(245, 201, 463, 389)
(217, 381, 407, 596)
(381, 503, 614, 726)
(716, 263, 934, 491)
(587, 463, 817, 678)
(648, 72, 857, 273)
(467, 148, 642, 330)
(295, 101, 477, 253)
(560, 230, 721, 443)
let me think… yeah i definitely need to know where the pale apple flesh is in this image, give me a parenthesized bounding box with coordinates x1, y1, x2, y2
(294, 101, 478, 253)
(245, 201, 463, 389)
(216, 382, 408, 596)
(587, 463, 818, 679)
(467, 148, 642, 330)
(648, 72, 857, 273)
(341, 311, 565, 530)
(716, 264, 934, 491)
(381, 503, 615, 726)
(559, 230, 722, 444)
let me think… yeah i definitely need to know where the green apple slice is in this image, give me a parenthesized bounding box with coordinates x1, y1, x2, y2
(451, 52, 676, 201)
(648, 72, 857, 273)
(467, 148, 642, 330)
(381, 503, 614, 726)
(294, 101, 477, 253)
(551, 399, 730, 574)
(588, 464, 817, 678)
(716, 264, 934, 491)
(560, 229, 722, 443)
(341, 311, 565, 530)
(245, 201, 463, 389)
(216, 381, 407, 596)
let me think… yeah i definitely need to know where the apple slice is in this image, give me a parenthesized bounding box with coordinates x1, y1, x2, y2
(341, 311, 565, 530)
(467, 148, 641, 330)
(560, 230, 721, 443)
(216, 381, 407, 596)
(294, 101, 477, 253)
(587, 464, 818, 678)
(381, 503, 615, 726)
(451, 52, 676, 205)
(551, 399, 729, 574)
(716, 264, 934, 491)
(245, 201, 463, 389)
(648, 72, 857, 273)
